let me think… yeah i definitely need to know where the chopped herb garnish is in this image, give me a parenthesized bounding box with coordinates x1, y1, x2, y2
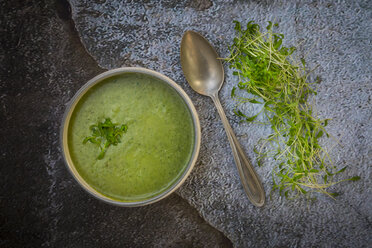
(83, 118, 128, 160)
(227, 21, 360, 199)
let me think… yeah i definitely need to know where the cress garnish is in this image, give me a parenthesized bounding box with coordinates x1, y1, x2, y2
(83, 118, 128, 159)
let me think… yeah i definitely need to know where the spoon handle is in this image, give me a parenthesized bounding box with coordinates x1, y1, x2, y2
(211, 93, 265, 207)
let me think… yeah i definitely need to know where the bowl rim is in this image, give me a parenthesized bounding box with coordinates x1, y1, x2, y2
(60, 67, 201, 207)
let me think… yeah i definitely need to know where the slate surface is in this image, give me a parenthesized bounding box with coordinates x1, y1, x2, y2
(68, 0, 372, 247)
(0, 1, 232, 247)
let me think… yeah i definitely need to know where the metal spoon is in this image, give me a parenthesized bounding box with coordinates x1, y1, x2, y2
(180, 30, 265, 207)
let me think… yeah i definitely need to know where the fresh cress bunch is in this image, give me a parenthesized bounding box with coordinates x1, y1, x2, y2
(227, 21, 359, 198)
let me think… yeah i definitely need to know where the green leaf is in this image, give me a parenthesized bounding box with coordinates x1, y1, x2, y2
(245, 114, 259, 122)
(274, 39, 282, 50)
(316, 131, 323, 139)
(323, 175, 328, 183)
(97, 150, 105, 160)
(293, 174, 303, 181)
(315, 76, 321, 84)
(300, 58, 306, 67)
(299, 187, 307, 194)
(257, 159, 263, 167)
(266, 21, 273, 31)
(248, 99, 262, 104)
(83, 137, 92, 144)
(231, 87, 236, 98)
(233, 109, 245, 117)
(233, 20, 241, 32)
(325, 169, 334, 176)
(335, 166, 347, 174)
(284, 191, 288, 198)
(120, 124, 128, 132)
(349, 176, 361, 181)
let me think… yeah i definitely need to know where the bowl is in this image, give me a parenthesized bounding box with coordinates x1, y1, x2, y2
(61, 67, 201, 206)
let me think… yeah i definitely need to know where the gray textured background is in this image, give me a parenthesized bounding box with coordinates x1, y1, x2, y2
(68, 0, 372, 247)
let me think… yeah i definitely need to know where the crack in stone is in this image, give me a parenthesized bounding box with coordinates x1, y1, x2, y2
(190, 0, 213, 11)
(57, 0, 105, 70)
(348, 201, 372, 228)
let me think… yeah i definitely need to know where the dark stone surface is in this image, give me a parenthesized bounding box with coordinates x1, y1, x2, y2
(0, 1, 232, 247)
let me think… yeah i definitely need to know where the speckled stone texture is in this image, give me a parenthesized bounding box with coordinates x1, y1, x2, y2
(0, 1, 232, 247)
(68, 0, 372, 247)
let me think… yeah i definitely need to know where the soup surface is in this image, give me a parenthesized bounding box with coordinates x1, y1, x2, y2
(68, 73, 195, 202)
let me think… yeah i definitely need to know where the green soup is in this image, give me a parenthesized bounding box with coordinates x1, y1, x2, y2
(68, 73, 195, 202)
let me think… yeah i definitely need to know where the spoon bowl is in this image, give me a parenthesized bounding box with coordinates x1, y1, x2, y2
(180, 30, 266, 207)
(181, 31, 223, 96)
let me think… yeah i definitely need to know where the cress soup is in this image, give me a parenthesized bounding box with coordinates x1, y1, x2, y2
(67, 73, 195, 202)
